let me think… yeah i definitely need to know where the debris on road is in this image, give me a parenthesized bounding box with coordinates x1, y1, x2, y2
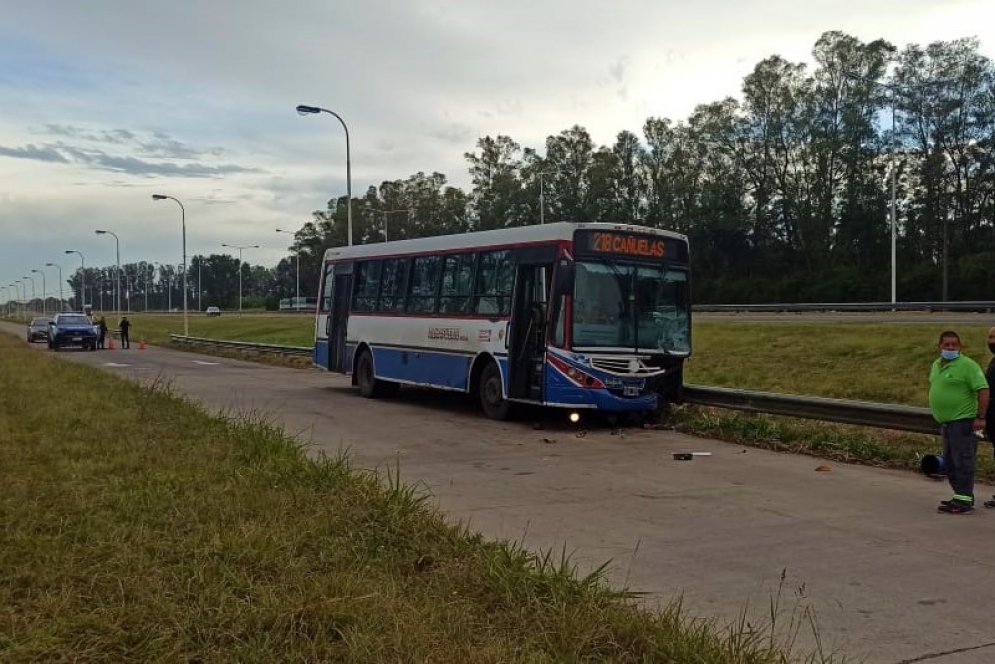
(815, 464, 832, 472)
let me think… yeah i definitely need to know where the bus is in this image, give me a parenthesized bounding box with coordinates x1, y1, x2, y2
(313, 222, 690, 420)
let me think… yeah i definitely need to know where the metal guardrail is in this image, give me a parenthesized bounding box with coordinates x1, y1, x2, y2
(683, 384, 937, 435)
(170, 334, 312, 356)
(694, 301, 995, 313)
(167, 335, 939, 434)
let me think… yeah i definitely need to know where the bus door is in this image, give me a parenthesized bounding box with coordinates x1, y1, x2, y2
(508, 246, 556, 401)
(327, 263, 353, 373)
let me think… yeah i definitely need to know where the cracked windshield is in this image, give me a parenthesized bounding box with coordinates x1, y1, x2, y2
(572, 261, 689, 353)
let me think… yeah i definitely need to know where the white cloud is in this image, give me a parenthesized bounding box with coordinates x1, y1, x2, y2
(0, 0, 993, 295)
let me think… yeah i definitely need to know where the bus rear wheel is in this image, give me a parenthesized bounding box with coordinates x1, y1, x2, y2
(479, 362, 511, 420)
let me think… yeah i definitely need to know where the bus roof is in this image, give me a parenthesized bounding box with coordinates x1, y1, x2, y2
(321, 221, 688, 262)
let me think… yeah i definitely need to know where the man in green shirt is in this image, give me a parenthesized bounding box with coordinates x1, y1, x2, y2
(929, 330, 989, 514)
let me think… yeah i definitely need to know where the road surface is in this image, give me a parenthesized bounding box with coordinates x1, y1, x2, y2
(6, 324, 995, 663)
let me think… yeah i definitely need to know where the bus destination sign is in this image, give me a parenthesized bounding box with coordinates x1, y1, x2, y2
(575, 230, 687, 262)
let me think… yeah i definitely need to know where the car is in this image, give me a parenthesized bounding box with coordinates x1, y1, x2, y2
(206, 306, 221, 317)
(47, 312, 99, 351)
(27, 317, 54, 343)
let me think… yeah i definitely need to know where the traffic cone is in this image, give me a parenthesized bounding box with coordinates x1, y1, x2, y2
(108, 337, 115, 350)
(139, 338, 146, 350)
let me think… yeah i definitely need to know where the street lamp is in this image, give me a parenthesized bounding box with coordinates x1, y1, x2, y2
(296, 104, 353, 247)
(31, 269, 46, 315)
(152, 194, 189, 336)
(221, 243, 259, 315)
(22, 274, 36, 315)
(539, 171, 548, 225)
(377, 209, 409, 242)
(94, 229, 121, 317)
(844, 71, 957, 303)
(65, 250, 85, 312)
(276, 228, 302, 311)
(45, 263, 64, 312)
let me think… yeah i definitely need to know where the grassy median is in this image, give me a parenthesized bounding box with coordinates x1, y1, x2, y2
(0, 332, 819, 663)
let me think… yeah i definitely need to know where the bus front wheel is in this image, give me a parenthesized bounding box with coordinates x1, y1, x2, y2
(356, 349, 399, 398)
(479, 362, 511, 420)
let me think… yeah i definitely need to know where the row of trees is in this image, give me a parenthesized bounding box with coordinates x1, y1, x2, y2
(36, 31, 995, 306)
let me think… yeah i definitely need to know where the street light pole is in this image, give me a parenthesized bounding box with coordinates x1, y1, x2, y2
(152, 195, 189, 336)
(31, 269, 46, 315)
(276, 228, 301, 311)
(94, 229, 121, 317)
(65, 250, 85, 312)
(539, 171, 546, 225)
(295, 104, 352, 247)
(221, 243, 259, 315)
(22, 275, 36, 315)
(45, 263, 63, 311)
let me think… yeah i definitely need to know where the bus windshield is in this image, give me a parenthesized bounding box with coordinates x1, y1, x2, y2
(571, 260, 689, 353)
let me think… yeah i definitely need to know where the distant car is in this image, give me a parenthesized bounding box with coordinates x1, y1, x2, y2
(27, 317, 54, 343)
(48, 312, 98, 351)
(206, 306, 221, 317)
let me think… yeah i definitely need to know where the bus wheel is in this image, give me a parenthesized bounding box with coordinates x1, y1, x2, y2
(356, 350, 379, 398)
(479, 362, 511, 420)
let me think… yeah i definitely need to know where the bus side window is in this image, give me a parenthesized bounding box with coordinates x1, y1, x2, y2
(378, 258, 409, 312)
(439, 253, 475, 314)
(353, 261, 382, 312)
(475, 250, 514, 316)
(320, 264, 334, 312)
(407, 255, 442, 313)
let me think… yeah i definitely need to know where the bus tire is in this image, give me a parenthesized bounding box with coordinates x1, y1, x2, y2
(479, 362, 511, 420)
(356, 349, 380, 398)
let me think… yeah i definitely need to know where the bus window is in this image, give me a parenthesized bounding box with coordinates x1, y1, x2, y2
(378, 258, 409, 312)
(407, 255, 442, 313)
(475, 250, 514, 316)
(320, 264, 334, 312)
(353, 261, 382, 312)
(439, 253, 475, 314)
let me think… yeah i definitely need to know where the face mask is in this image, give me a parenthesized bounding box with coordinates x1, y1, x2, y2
(989, 343, 995, 354)
(941, 349, 960, 361)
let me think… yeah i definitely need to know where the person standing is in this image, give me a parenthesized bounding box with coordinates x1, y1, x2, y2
(929, 330, 989, 514)
(119, 316, 131, 349)
(983, 327, 995, 509)
(97, 316, 107, 350)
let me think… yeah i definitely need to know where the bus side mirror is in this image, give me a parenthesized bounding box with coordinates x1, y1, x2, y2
(555, 263, 574, 295)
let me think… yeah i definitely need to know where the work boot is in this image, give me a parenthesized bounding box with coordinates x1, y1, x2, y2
(938, 499, 974, 514)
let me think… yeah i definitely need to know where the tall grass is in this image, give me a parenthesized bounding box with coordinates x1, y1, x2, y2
(0, 332, 831, 662)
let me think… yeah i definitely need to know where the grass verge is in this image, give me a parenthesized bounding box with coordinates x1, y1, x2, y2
(0, 332, 824, 663)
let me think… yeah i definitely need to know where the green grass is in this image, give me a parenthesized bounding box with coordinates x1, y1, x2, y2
(687, 321, 993, 407)
(36, 312, 988, 472)
(0, 332, 825, 663)
(89, 312, 315, 347)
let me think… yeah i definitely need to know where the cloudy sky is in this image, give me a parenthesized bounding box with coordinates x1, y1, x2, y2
(1, 0, 992, 301)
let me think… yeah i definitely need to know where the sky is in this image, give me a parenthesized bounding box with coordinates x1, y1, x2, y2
(1, 0, 993, 302)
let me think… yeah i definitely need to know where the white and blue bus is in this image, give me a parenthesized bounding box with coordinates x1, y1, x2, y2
(313, 222, 690, 420)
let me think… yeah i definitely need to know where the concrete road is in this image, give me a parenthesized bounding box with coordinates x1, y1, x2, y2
(7, 324, 995, 663)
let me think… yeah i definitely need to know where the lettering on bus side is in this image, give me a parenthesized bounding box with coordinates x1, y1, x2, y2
(590, 232, 666, 258)
(428, 327, 466, 342)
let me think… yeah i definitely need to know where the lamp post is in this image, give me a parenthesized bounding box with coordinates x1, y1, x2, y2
(94, 229, 121, 317)
(152, 194, 189, 336)
(22, 274, 36, 315)
(31, 269, 46, 315)
(844, 71, 956, 303)
(45, 263, 64, 312)
(221, 243, 259, 315)
(295, 104, 353, 247)
(377, 209, 409, 242)
(276, 228, 301, 311)
(539, 170, 547, 225)
(65, 250, 85, 311)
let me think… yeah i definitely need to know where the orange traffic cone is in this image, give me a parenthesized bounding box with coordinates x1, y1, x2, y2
(108, 337, 115, 350)
(139, 338, 146, 350)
